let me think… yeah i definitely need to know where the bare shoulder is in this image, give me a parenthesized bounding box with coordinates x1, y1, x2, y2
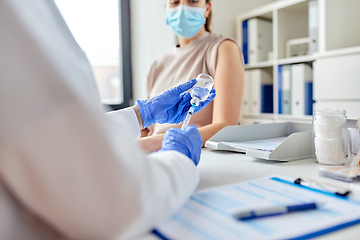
(218, 40, 241, 55)
(217, 40, 243, 65)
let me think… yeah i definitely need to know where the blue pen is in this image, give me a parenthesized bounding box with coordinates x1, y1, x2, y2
(233, 202, 323, 221)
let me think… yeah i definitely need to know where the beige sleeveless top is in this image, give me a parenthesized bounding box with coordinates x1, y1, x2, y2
(146, 32, 238, 135)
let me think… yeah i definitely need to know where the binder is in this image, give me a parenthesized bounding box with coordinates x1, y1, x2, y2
(261, 84, 273, 113)
(250, 69, 272, 115)
(278, 65, 282, 114)
(242, 20, 249, 64)
(281, 65, 291, 114)
(241, 69, 273, 116)
(291, 64, 313, 116)
(309, 0, 319, 55)
(241, 70, 251, 115)
(205, 122, 314, 161)
(248, 18, 273, 64)
(305, 82, 314, 115)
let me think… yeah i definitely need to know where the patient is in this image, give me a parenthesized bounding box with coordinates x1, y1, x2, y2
(138, 0, 244, 152)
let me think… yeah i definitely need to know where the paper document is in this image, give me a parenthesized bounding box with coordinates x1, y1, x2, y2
(220, 136, 287, 152)
(155, 175, 360, 240)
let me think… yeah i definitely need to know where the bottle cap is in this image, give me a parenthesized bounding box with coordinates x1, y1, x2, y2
(191, 97, 200, 106)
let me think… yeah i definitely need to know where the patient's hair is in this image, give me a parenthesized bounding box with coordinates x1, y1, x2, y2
(205, 0, 212, 33)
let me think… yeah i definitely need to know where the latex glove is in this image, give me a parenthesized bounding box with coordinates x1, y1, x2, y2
(135, 79, 216, 129)
(159, 125, 203, 166)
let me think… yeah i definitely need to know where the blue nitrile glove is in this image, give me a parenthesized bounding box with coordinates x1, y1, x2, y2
(159, 125, 203, 166)
(135, 79, 216, 129)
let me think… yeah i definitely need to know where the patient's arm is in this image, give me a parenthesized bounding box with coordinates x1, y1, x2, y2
(198, 40, 244, 142)
(137, 134, 164, 153)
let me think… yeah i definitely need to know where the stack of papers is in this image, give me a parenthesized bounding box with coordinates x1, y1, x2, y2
(155, 175, 360, 240)
(319, 166, 360, 183)
(220, 136, 287, 153)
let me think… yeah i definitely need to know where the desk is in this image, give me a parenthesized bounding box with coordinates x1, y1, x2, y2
(142, 149, 360, 240)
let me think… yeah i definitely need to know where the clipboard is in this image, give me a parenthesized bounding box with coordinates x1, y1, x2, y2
(154, 174, 360, 240)
(205, 122, 314, 161)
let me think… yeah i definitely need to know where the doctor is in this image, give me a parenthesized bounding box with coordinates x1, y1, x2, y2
(0, 0, 215, 239)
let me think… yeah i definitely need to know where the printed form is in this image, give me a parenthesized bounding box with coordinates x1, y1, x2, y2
(220, 137, 288, 153)
(155, 175, 360, 240)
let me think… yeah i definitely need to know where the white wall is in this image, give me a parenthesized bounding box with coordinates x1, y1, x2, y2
(211, 0, 278, 39)
(130, 0, 175, 101)
(131, 0, 278, 100)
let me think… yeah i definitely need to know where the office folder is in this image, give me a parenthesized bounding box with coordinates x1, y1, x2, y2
(248, 18, 273, 64)
(205, 122, 313, 161)
(241, 70, 251, 115)
(250, 69, 272, 115)
(291, 63, 313, 116)
(278, 65, 282, 114)
(242, 20, 249, 64)
(241, 69, 273, 116)
(251, 71, 261, 114)
(261, 84, 273, 113)
(305, 81, 314, 115)
(155, 174, 360, 240)
(281, 65, 291, 114)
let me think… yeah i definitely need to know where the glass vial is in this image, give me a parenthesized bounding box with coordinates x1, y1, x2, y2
(190, 74, 214, 106)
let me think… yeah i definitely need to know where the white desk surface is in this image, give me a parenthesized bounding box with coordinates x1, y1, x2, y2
(142, 149, 360, 240)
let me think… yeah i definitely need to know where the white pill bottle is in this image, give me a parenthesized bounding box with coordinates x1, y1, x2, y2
(313, 109, 347, 165)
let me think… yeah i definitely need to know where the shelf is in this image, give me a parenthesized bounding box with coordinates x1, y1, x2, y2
(244, 49, 360, 68)
(244, 49, 360, 67)
(237, 0, 306, 21)
(316, 46, 360, 59)
(242, 114, 274, 119)
(244, 61, 273, 69)
(241, 114, 313, 125)
(238, 0, 360, 125)
(277, 55, 316, 65)
(276, 114, 312, 122)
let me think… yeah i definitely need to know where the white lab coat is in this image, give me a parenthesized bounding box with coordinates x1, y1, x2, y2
(0, 0, 199, 239)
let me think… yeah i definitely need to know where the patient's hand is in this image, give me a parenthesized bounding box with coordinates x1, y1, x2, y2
(140, 128, 149, 138)
(137, 134, 164, 153)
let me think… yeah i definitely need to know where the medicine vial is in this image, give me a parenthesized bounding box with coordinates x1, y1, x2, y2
(190, 74, 214, 106)
(313, 109, 347, 165)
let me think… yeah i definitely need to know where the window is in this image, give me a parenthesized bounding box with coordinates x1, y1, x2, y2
(55, 0, 132, 109)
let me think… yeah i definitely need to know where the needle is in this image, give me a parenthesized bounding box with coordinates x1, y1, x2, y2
(181, 104, 195, 130)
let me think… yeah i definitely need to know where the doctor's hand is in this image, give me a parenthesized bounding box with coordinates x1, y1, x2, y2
(159, 125, 203, 166)
(135, 79, 216, 129)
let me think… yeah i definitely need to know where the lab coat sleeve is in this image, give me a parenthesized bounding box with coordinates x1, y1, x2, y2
(0, 98, 200, 240)
(0, 0, 199, 239)
(106, 108, 141, 139)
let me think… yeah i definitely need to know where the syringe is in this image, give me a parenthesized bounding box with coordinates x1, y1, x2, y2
(181, 104, 195, 130)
